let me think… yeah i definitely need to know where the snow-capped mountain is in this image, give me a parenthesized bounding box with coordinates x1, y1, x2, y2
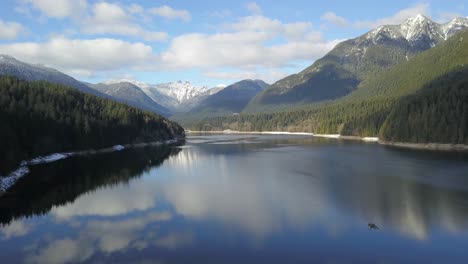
(104, 79, 221, 112)
(153, 81, 210, 103)
(366, 15, 468, 48)
(249, 15, 468, 109)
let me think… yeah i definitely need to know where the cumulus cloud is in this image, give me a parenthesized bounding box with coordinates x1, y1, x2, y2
(24, 0, 87, 19)
(1, 220, 33, 239)
(436, 12, 464, 23)
(354, 3, 430, 28)
(81, 2, 167, 41)
(149, 5, 191, 21)
(160, 15, 339, 71)
(25, 212, 172, 264)
(246, 2, 262, 14)
(204, 69, 288, 84)
(127, 3, 144, 15)
(321, 12, 349, 27)
(0, 37, 155, 77)
(321, 3, 435, 30)
(0, 20, 25, 40)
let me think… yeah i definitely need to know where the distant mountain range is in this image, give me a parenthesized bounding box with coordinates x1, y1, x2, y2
(191, 79, 269, 115)
(0, 56, 254, 116)
(246, 15, 468, 112)
(104, 79, 225, 112)
(87, 82, 171, 116)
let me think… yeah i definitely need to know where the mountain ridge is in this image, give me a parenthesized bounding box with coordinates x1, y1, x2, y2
(246, 15, 468, 112)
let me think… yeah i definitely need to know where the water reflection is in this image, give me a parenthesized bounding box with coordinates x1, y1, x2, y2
(1, 135, 468, 263)
(0, 146, 180, 224)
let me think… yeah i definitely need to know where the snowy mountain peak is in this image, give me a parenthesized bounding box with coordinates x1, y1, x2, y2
(103, 78, 211, 105)
(365, 15, 468, 45)
(405, 14, 430, 24)
(155, 81, 209, 103)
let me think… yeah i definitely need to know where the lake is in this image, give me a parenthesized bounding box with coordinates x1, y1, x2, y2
(1, 134, 468, 264)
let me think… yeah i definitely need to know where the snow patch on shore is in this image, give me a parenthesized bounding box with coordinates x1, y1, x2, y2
(1, 139, 179, 192)
(313, 134, 341, 139)
(29, 153, 71, 165)
(113, 145, 125, 151)
(362, 137, 379, 142)
(0, 166, 30, 192)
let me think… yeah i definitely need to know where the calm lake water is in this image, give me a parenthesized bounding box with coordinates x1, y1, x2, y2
(1, 134, 468, 264)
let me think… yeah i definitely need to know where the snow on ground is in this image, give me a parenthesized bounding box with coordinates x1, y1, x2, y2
(113, 145, 125, 151)
(362, 137, 379, 142)
(313, 134, 341, 139)
(0, 139, 180, 192)
(0, 166, 30, 191)
(29, 153, 71, 165)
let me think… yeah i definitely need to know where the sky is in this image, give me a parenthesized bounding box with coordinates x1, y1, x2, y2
(0, 0, 466, 87)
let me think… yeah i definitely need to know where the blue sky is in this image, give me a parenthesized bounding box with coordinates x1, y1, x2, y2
(0, 0, 465, 87)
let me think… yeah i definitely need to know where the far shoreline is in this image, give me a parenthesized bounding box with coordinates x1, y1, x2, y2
(186, 130, 468, 152)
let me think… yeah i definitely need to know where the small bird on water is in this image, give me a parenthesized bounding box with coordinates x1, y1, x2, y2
(368, 223, 379, 230)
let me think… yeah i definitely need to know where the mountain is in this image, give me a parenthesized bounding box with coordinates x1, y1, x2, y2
(246, 15, 468, 112)
(154, 80, 210, 103)
(88, 82, 170, 116)
(105, 79, 217, 112)
(193, 79, 268, 115)
(192, 29, 468, 142)
(171, 79, 268, 126)
(380, 66, 468, 144)
(174, 86, 225, 112)
(0, 76, 185, 174)
(0, 55, 102, 97)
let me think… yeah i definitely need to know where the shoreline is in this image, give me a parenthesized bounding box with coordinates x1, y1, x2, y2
(0, 139, 182, 193)
(379, 141, 468, 152)
(186, 130, 468, 151)
(186, 130, 378, 142)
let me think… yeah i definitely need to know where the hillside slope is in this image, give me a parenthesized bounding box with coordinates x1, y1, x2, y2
(195, 79, 268, 114)
(380, 67, 468, 144)
(0, 55, 102, 96)
(192, 30, 468, 140)
(88, 82, 170, 116)
(0, 76, 184, 174)
(246, 15, 468, 112)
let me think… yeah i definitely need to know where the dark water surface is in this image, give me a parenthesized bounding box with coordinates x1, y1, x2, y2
(1, 134, 468, 264)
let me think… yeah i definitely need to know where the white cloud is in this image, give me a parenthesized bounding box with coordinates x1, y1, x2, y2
(26, 212, 173, 264)
(0, 20, 25, 40)
(246, 2, 262, 14)
(436, 12, 463, 23)
(321, 12, 349, 27)
(150, 5, 191, 21)
(0, 37, 155, 77)
(1, 220, 33, 239)
(204, 69, 288, 83)
(128, 3, 144, 14)
(25, 0, 87, 19)
(321, 4, 435, 30)
(229, 15, 282, 32)
(354, 3, 430, 28)
(160, 15, 339, 71)
(82, 2, 167, 42)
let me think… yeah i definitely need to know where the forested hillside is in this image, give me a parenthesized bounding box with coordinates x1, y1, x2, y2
(245, 15, 468, 112)
(380, 67, 468, 144)
(192, 30, 468, 142)
(0, 76, 184, 174)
